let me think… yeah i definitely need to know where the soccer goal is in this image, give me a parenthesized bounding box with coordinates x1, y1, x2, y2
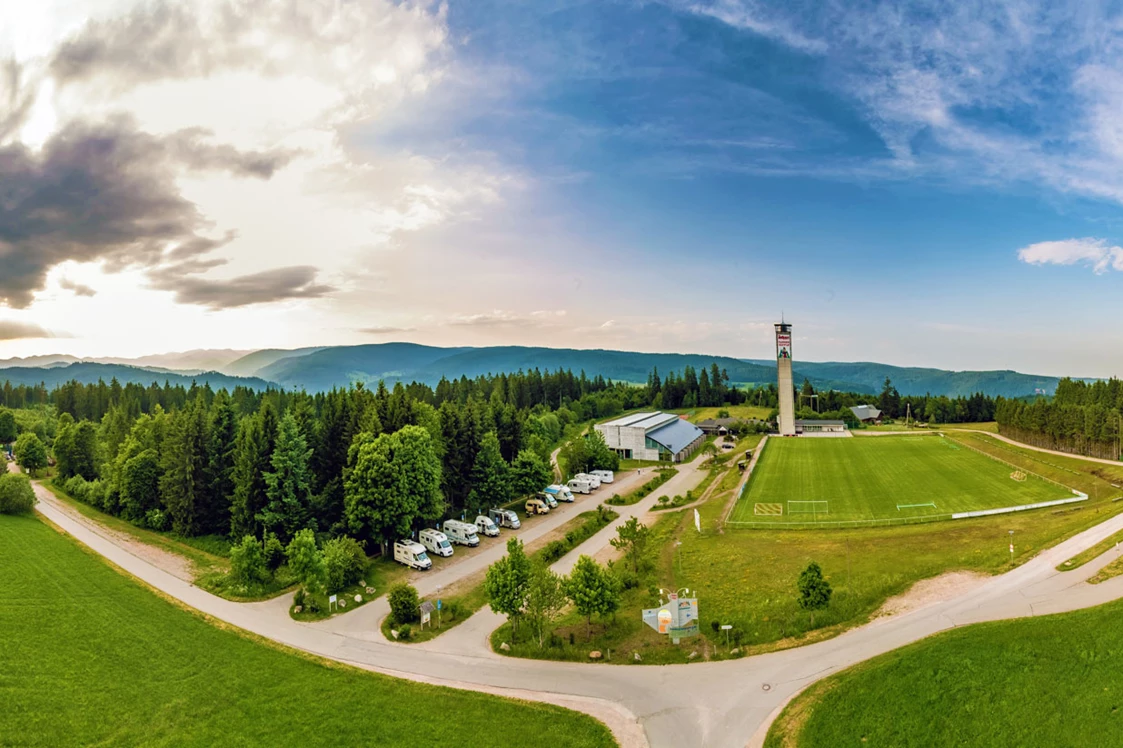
(896, 502, 937, 511)
(754, 503, 784, 516)
(788, 500, 829, 515)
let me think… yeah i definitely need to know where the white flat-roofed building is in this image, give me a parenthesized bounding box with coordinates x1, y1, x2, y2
(596, 411, 706, 462)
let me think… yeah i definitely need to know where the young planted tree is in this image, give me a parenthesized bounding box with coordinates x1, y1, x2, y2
(466, 431, 511, 509)
(0, 409, 17, 448)
(565, 555, 622, 641)
(343, 425, 444, 553)
(118, 449, 161, 523)
(388, 583, 421, 625)
(229, 535, 269, 586)
(610, 517, 651, 574)
(0, 473, 36, 514)
(286, 528, 326, 595)
(484, 538, 532, 638)
(14, 433, 48, 474)
(258, 411, 315, 543)
(524, 563, 567, 648)
(797, 561, 833, 626)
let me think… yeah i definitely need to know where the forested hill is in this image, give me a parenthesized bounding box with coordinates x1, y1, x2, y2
(0, 362, 274, 392)
(235, 343, 863, 393)
(743, 359, 1065, 398)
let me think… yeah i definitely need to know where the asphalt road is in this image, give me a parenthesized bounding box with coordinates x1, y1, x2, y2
(27, 451, 1123, 748)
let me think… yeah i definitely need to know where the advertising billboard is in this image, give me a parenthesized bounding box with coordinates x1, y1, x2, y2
(776, 331, 792, 360)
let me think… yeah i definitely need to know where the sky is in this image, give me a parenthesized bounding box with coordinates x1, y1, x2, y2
(1, 0, 1122, 377)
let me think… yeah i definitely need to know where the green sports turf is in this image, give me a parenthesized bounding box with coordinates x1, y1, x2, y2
(0, 515, 614, 747)
(732, 436, 1072, 524)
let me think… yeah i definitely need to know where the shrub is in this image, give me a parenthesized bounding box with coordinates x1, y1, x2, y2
(388, 583, 420, 625)
(294, 588, 306, 608)
(263, 532, 285, 571)
(229, 535, 269, 586)
(323, 536, 367, 593)
(397, 624, 412, 641)
(0, 473, 36, 514)
(615, 570, 639, 591)
(145, 508, 170, 531)
(540, 540, 568, 563)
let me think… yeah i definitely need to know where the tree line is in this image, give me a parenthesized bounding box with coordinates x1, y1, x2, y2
(995, 378, 1123, 460)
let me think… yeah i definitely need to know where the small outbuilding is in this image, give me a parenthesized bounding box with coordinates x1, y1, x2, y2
(849, 405, 883, 424)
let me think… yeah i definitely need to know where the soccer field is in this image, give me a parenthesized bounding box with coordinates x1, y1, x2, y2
(732, 435, 1075, 525)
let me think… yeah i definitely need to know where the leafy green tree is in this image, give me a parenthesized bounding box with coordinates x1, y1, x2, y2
(323, 536, 367, 593)
(524, 563, 567, 648)
(343, 425, 444, 553)
(0, 473, 36, 514)
(118, 448, 161, 523)
(797, 561, 833, 626)
(0, 409, 17, 445)
(585, 430, 620, 472)
(286, 528, 325, 595)
(14, 432, 48, 474)
(610, 517, 651, 574)
(484, 538, 532, 638)
(257, 411, 315, 543)
(510, 449, 553, 498)
(388, 582, 421, 624)
(565, 555, 622, 640)
(229, 535, 269, 586)
(55, 420, 101, 481)
(159, 399, 209, 536)
(467, 431, 510, 508)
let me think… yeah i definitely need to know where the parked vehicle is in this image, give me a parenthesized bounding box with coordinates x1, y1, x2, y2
(475, 514, 500, 537)
(590, 470, 615, 484)
(419, 528, 454, 558)
(442, 520, 480, 547)
(567, 478, 592, 494)
(489, 507, 521, 529)
(525, 497, 550, 515)
(544, 484, 575, 503)
(574, 472, 602, 489)
(394, 540, 432, 570)
(537, 491, 558, 509)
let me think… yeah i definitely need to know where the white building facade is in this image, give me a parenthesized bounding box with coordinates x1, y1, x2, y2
(596, 412, 706, 463)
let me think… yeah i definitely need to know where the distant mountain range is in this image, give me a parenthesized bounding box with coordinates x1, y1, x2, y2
(0, 343, 1079, 398)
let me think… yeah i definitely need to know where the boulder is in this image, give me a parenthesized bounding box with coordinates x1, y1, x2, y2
(359, 580, 367, 588)
(354, 594, 363, 603)
(365, 587, 376, 595)
(633, 652, 642, 662)
(589, 650, 603, 660)
(730, 648, 741, 655)
(499, 642, 511, 652)
(687, 650, 699, 660)
(339, 600, 346, 608)
(293, 605, 303, 614)
(391, 629, 400, 640)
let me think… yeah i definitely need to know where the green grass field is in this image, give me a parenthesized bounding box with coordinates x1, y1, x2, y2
(0, 514, 613, 747)
(733, 436, 1071, 524)
(765, 597, 1123, 747)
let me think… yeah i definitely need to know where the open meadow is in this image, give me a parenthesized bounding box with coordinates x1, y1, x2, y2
(733, 435, 1073, 525)
(0, 514, 614, 747)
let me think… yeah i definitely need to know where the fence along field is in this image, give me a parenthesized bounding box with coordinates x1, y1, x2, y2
(730, 435, 1080, 527)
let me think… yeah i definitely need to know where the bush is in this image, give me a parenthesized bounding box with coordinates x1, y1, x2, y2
(540, 540, 568, 563)
(229, 535, 269, 586)
(397, 624, 412, 641)
(388, 583, 420, 625)
(0, 473, 36, 514)
(145, 508, 170, 531)
(323, 536, 367, 593)
(294, 588, 306, 608)
(615, 570, 639, 591)
(263, 532, 285, 570)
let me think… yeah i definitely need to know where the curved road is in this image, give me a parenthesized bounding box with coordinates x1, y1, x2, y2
(27, 449, 1123, 748)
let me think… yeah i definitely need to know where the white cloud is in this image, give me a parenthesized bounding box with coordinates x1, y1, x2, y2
(679, 1, 828, 54)
(1017, 238, 1123, 274)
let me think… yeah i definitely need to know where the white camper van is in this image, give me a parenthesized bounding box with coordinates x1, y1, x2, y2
(394, 540, 432, 570)
(575, 472, 602, 489)
(544, 484, 575, 503)
(590, 470, 615, 484)
(475, 514, 500, 537)
(419, 528, 454, 558)
(536, 491, 558, 509)
(567, 478, 592, 495)
(489, 507, 521, 529)
(442, 520, 480, 547)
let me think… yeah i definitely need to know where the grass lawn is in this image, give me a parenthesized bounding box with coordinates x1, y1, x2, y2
(491, 433, 1123, 663)
(765, 597, 1123, 747)
(670, 405, 773, 423)
(0, 514, 615, 747)
(733, 435, 1071, 524)
(1057, 527, 1123, 571)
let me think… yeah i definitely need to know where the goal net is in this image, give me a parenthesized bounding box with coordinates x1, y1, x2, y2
(788, 500, 829, 514)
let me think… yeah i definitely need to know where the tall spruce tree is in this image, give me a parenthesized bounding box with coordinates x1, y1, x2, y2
(204, 391, 238, 535)
(159, 397, 209, 536)
(257, 411, 315, 543)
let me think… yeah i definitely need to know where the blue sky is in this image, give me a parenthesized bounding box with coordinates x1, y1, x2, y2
(2, 0, 1122, 376)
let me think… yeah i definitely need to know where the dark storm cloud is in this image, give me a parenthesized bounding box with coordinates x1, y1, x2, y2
(0, 320, 63, 340)
(0, 117, 304, 309)
(149, 266, 333, 310)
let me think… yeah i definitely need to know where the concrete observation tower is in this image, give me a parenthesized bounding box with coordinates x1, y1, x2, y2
(775, 322, 796, 436)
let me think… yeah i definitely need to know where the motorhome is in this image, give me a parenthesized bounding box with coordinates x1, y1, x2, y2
(544, 484, 575, 503)
(393, 540, 432, 570)
(442, 520, 480, 547)
(419, 528, 454, 558)
(475, 514, 500, 537)
(574, 473, 602, 489)
(567, 478, 592, 495)
(525, 497, 550, 515)
(536, 491, 558, 509)
(489, 507, 521, 529)
(590, 470, 615, 484)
